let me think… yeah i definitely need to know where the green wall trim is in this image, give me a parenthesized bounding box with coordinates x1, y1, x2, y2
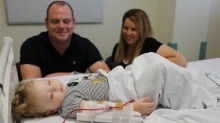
(167, 42, 178, 50)
(199, 42, 207, 60)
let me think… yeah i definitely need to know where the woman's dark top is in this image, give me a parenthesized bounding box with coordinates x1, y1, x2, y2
(110, 37, 162, 69)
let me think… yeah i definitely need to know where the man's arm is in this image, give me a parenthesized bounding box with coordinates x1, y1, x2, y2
(88, 61, 110, 73)
(20, 64, 42, 79)
(45, 72, 72, 78)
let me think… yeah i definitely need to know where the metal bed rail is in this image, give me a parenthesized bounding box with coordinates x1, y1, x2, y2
(0, 37, 18, 123)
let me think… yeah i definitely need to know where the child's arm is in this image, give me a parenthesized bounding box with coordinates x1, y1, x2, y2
(132, 97, 155, 116)
(79, 97, 155, 116)
(79, 100, 86, 111)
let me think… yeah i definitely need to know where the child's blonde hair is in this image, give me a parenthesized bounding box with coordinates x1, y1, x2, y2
(11, 79, 50, 120)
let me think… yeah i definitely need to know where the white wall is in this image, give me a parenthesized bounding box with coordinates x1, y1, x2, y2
(0, 0, 158, 62)
(173, 0, 213, 61)
(155, 0, 176, 43)
(206, 0, 220, 59)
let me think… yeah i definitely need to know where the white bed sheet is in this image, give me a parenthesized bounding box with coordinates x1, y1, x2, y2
(20, 58, 220, 123)
(187, 58, 220, 76)
(142, 58, 220, 123)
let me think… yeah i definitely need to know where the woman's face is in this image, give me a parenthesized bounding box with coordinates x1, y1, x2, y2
(122, 18, 139, 46)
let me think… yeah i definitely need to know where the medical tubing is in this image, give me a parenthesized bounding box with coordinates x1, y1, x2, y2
(62, 100, 134, 123)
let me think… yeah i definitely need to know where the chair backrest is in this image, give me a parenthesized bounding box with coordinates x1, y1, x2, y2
(16, 62, 22, 81)
(105, 56, 113, 69)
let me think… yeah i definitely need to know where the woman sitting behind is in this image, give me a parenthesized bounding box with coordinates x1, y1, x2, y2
(110, 9, 187, 69)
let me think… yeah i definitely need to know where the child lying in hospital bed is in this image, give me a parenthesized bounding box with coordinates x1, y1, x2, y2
(11, 53, 220, 122)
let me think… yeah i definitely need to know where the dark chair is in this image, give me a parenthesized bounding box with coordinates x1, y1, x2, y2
(16, 62, 22, 81)
(105, 56, 113, 69)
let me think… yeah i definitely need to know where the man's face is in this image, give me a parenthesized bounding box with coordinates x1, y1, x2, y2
(45, 4, 75, 43)
(32, 79, 67, 114)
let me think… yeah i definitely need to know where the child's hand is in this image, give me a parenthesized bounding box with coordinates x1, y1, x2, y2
(132, 97, 155, 116)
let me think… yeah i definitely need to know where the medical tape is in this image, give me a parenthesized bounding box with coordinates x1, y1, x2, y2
(115, 102, 123, 110)
(112, 109, 121, 122)
(121, 104, 133, 122)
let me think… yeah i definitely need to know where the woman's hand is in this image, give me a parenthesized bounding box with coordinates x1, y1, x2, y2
(132, 97, 155, 116)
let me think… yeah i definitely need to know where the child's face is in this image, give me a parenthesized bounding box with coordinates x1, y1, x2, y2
(32, 79, 67, 114)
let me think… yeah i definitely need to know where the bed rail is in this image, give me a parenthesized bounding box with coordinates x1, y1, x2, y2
(0, 37, 18, 123)
(0, 37, 13, 95)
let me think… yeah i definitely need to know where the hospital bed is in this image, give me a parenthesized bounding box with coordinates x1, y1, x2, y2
(0, 37, 19, 123)
(0, 37, 220, 123)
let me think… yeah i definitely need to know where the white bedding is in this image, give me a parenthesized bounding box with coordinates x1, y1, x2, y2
(144, 58, 220, 123)
(187, 58, 220, 76)
(143, 57, 220, 123)
(144, 108, 220, 123)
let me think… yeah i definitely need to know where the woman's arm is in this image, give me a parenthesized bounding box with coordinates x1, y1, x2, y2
(157, 44, 187, 67)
